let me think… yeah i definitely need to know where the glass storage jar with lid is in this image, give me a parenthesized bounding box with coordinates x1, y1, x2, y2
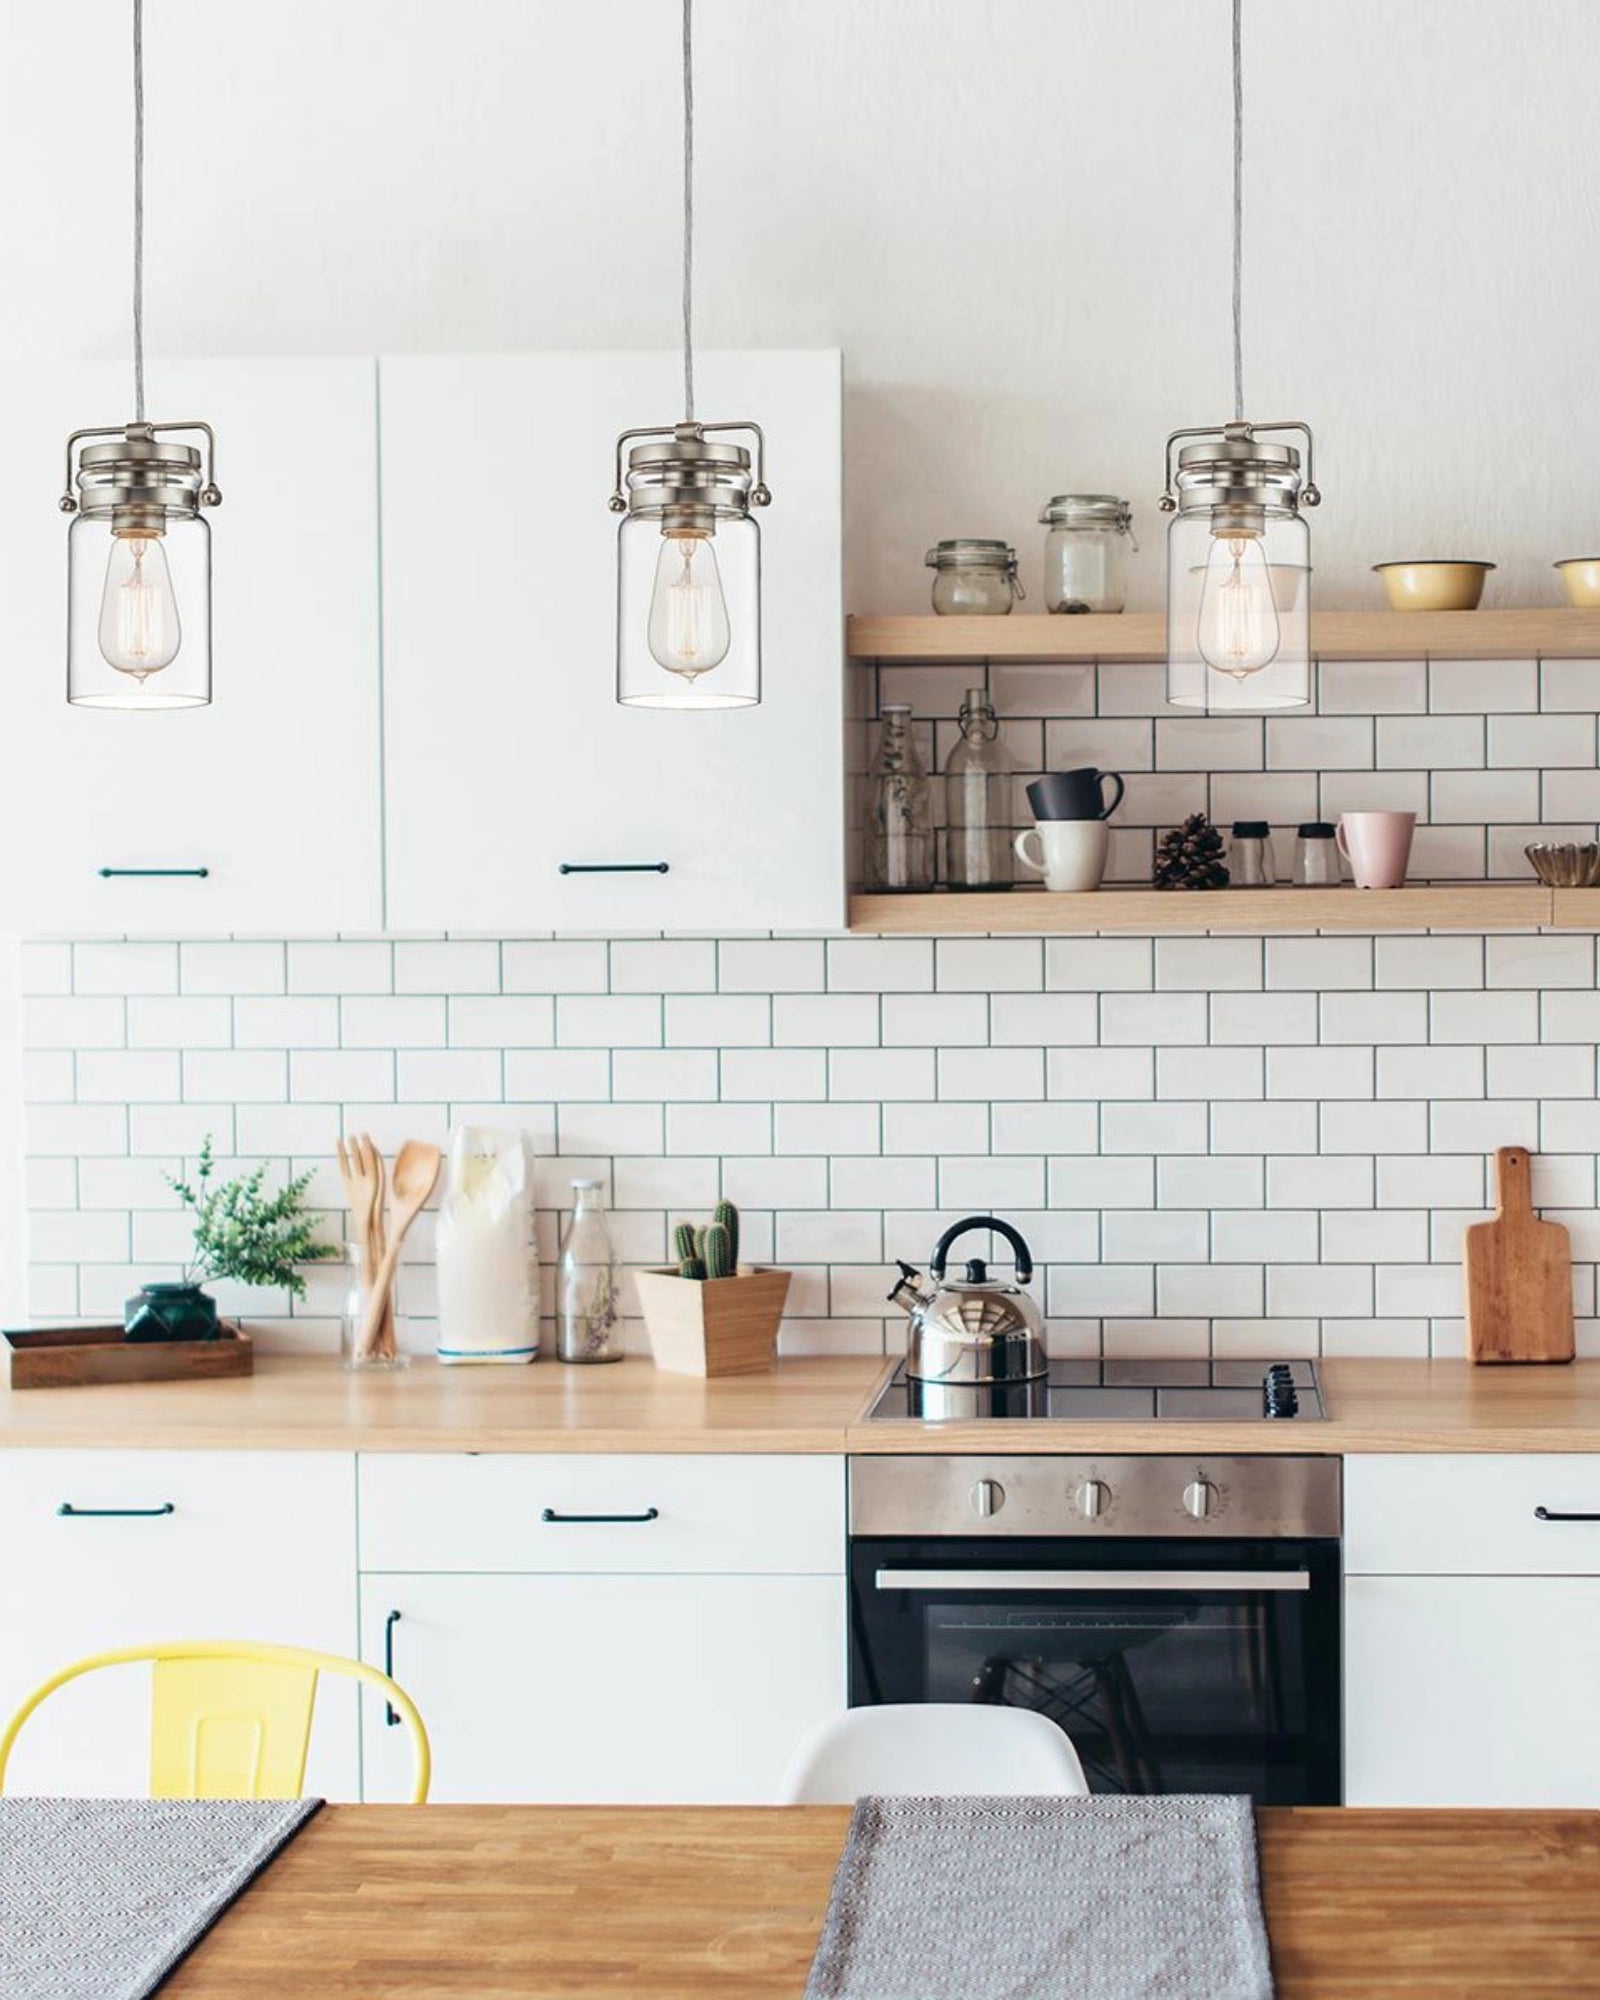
(1039, 495, 1135, 613)
(925, 539, 1024, 616)
(1229, 820, 1274, 888)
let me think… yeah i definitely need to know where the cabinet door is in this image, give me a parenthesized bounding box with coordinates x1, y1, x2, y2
(379, 350, 844, 932)
(0, 358, 381, 935)
(360, 1572, 845, 1803)
(0, 1451, 360, 1798)
(1345, 1575, 1600, 1806)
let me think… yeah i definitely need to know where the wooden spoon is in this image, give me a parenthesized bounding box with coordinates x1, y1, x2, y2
(336, 1134, 381, 1297)
(358, 1133, 395, 1357)
(355, 1139, 443, 1360)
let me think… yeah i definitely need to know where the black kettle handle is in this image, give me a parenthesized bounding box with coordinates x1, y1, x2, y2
(930, 1215, 1033, 1284)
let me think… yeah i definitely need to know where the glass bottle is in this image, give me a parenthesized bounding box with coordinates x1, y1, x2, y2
(1229, 820, 1274, 888)
(556, 1179, 623, 1363)
(1039, 496, 1136, 613)
(1293, 820, 1341, 885)
(863, 703, 935, 892)
(924, 540, 1024, 616)
(943, 686, 1013, 890)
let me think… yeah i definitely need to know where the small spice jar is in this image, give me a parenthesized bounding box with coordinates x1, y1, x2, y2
(1229, 820, 1275, 888)
(925, 539, 1024, 616)
(1039, 495, 1136, 613)
(1293, 821, 1341, 886)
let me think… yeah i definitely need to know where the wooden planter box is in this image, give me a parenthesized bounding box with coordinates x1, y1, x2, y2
(2, 1322, 253, 1390)
(632, 1268, 790, 1378)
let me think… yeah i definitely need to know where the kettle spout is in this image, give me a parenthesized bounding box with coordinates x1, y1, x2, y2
(888, 1260, 933, 1316)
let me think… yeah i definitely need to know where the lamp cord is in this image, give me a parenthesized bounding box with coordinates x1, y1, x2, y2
(1231, 0, 1244, 422)
(132, 0, 146, 422)
(681, 0, 695, 422)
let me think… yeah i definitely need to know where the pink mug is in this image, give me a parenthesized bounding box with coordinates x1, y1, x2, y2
(1336, 811, 1415, 889)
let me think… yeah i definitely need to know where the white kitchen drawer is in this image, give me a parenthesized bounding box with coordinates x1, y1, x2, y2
(0, 1450, 360, 1797)
(358, 1453, 845, 1575)
(1345, 1453, 1600, 1575)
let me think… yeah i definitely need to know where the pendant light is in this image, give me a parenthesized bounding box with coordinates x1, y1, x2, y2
(608, 0, 770, 709)
(1159, 0, 1320, 712)
(61, 0, 220, 709)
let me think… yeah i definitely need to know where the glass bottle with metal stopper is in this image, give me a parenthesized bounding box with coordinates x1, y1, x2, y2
(608, 0, 771, 708)
(61, 0, 221, 708)
(556, 1179, 622, 1364)
(943, 686, 1014, 890)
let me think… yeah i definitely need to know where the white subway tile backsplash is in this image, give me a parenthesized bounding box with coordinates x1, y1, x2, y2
(341, 995, 446, 1047)
(1489, 712, 1598, 768)
(1488, 1044, 1595, 1098)
(1264, 938, 1373, 990)
(773, 1102, 881, 1155)
(1374, 936, 1483, 989)
(1320, 1100, 1429, 1154)
(181, 1050, 287, 1103)
(1101, 1100, 1208, 1155)
(234, 997, 339, 1049)
(612, 1048, 717, 1100)
(1265, 716, 1373, 771)
(664, 995, 771, 1046)
(1375, 714, 1484, 769)
(503, 941, 609, 993)
(773, 994, 879, 1047)
(1210, 993, 1317, 1044)
(23, 996, 125, 1049)
(394, 941, 501, 994)
(556, 994, 662, 1048)
(1267, 1155, 1373, 1208)
(1265, 1046, 1372, 1099)
(1430, 989, 1540, 1044)
(1209, 1099, 1317, 1155)
(1428, 657, 1537, 712)
(716, 939, 826, 993)
(1211, 1209, 1318, 1262)
(825, 938, 932, 992)
(936, 938, 1042, 992)
(1104, 1210, 1207, 1263)
(1321, 991, 1427, 1045)
(1156, 1047, 1263, 1100)
(1153, 937, 1262, 992)
(938, 1047, 1044, 1100)
(1048, 1046, 1153, 1098)
(1045, 938, 1153, 990)
(991, 1101, 1097, 1154)
(74, 943, 179, 996)
(1050, 1154, 1153, 1208)
(1159, 1154, 1263, 1208)
(991, 993, 1098, 1046)
(720, 1048, 827, 1101)
(1486, 933, 1595, 988)
(882, 993, 989, 1046)
(288, 1050, 395, 1102)
(1374, 1044, 1484, 1099)
(1317, 659, 1426, 715)
(1431, 769, 1541, 825)
(1101, 992, 1207, 1047)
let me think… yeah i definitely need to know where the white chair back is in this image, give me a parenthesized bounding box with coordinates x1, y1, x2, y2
(778, 1703, 1088, 1805)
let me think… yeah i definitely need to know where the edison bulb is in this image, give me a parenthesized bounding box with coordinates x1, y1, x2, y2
(1196, 531, 1280, 678)
(98, 531, 182, 679)
(647, 530, 730, 678)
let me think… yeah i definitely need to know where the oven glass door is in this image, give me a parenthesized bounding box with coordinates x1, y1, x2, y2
(850, 1537, 1340, 1804)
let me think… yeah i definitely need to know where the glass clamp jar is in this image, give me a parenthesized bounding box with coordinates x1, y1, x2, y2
(556, 1179, 623, 1363)
(1229, 820, 1275, 888)
(925, 539, 1024, 616)
(1293, 820, 1341, 886)
(943, 685, 1014, 891)
(1039, 495, 1136, 614)
(863, 703, 935, 892)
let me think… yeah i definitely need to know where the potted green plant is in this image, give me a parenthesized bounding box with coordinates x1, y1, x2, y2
(124, 1137, 337, 1342)
(632, 1201, 790, 1377)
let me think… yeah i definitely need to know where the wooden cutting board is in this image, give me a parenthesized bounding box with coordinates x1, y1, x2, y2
(1464, 1146, 1574, 1364)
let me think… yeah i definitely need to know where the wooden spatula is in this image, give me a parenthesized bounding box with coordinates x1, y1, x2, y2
(1464, 1146, 1575, 1365)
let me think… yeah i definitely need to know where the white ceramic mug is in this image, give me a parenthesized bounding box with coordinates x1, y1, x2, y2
(1013, 819, 1110, 893)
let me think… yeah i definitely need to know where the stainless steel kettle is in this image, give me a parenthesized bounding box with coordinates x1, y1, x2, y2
(889, 1215, 1047, 1385)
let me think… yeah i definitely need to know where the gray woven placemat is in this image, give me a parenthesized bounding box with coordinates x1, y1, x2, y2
(804, 1794, 1274, 2000)
(0, 1795, 320, 2000)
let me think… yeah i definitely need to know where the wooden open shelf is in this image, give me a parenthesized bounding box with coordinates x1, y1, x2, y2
(847, 608, 1600, 663)
(849, 883, 1582, 935)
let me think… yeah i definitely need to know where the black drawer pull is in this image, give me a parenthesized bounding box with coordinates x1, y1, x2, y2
(98, 867, 210, 879)
(383, 1608, 402, 1726)
(57, 1501, 175, 1519)
(540, 1506, 660, 1525)
(557, 862, 669, 875)
(1534, 1506, 1600, 1522)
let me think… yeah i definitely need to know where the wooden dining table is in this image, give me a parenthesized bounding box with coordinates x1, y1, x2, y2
(163, 1803, 1600, 1997)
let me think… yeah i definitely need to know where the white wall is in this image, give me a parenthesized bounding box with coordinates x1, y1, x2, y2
(2, 0, 1597, 613)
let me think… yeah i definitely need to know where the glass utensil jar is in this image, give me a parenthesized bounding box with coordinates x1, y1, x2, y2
(341, 1243, 410, 1373)
(925, 540, 1023, 616)
(556, 1179, 623, 1363)
(1040, 495, 1135, 614)
(943, 686, 1013, 890)
(1293, 821, 1341, 886)
(1230, 820, 1274, 888)
(863, 704, 935, 892)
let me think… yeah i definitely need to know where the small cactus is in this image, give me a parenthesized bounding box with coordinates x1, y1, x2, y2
(702, 1221, 735, 1279)
(712, 1199, 740, 1272)
(673, 1221, 699, 1266)
(678, 1253, 708, 1280)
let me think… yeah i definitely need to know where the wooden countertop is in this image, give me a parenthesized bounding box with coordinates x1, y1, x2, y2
(164, 1803, 1600, 1998)
(8, 1351, 1600, 1453)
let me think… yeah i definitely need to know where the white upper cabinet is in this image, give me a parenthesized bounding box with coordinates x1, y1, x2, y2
(0, 357, 382, 936)
(379, 350, 844, 933)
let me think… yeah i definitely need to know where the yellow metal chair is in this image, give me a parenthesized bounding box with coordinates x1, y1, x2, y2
(0, 1639, 430, 1803)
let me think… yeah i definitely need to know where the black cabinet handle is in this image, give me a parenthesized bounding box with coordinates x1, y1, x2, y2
(540, 1506, 660, 1525)
(57, 1501, 175, 1519)
(98, 867, 210, 879)
(383, 1608, 402, 1726)
(557, 862, 669, 875)
(1534, 1506, 1600, 1522)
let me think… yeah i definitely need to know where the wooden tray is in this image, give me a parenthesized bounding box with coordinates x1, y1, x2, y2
(2, 1322, 254, 1390)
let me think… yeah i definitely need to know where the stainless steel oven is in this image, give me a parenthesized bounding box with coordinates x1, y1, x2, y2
(849, 1454, 1342, 1805)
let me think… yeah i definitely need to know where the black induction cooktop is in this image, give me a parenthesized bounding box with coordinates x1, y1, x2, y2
(865, 1357, 1324, 1423)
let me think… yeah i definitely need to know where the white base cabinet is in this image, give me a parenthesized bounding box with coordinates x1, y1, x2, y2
(1344, 1454, 1600, 1807)
(0, 1451, 360, 1798)
(359, 1572, 845, 1804)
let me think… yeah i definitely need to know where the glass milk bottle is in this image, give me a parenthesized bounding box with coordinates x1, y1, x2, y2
(863, 704, 935, 892)
(556, 1179, 623, 1363)
(943, 686, 1014, 890)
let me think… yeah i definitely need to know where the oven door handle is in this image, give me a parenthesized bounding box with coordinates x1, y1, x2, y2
(872, 1568, 1311, 1593)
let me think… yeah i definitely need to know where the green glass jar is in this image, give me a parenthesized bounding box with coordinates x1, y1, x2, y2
(123, 1282, 219, 1343)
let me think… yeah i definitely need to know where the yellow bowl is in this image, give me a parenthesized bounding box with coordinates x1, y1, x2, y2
(1372, 560, 1494, 612)
(1555, 558, 1600, 608)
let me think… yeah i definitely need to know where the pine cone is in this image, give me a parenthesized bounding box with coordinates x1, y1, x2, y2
(1153, 812, 1230, 890)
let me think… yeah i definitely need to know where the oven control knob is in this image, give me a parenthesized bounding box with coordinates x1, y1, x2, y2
(970, 1478, 1005, 1519)
(1076, 1478, 1110, 1520)
(1183, 1478, 1218, 1521)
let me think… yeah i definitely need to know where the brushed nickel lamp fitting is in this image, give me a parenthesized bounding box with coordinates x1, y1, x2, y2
(1159, 0, 1321, 712)
(64, 0, 221, 709)
(608, 0, 771, 709)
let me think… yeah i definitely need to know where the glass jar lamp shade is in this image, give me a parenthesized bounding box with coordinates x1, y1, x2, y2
(1160, 421, 1319, 712)
(63, 423, 220, 709)
(611, 421, 769, 709)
